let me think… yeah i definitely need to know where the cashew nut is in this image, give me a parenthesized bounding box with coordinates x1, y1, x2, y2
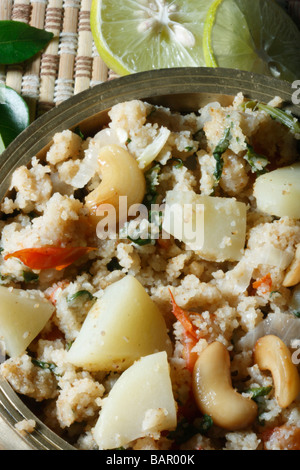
(254, 335, 300, 408)
(192, 341, 258, 430)
(283, 244, 300, 287)
(85, 144, 146, 221)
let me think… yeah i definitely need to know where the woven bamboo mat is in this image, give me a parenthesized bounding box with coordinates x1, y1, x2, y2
(0, 0, 299, 122)
(0, 0, 119, 121)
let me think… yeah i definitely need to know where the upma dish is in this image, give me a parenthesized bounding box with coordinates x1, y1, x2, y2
(0, 94, 300, 450)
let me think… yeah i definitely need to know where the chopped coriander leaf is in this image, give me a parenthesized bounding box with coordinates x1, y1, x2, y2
(0, 247, 3, 253)
(213, 127, 231, 181)
(32, 359, 58, 374)
(22, 270, 39, 283)
(127, 235, 154, 246)
(245, 144, 269, 174)
(167, 418, 196, 444)
(196, 414, 213, 435)
(185, 146, 193, 152)
(73, 126, 84, 139)
(170, 157, 184, 169)
(293, 311, 300, 318)
(143, 163, 161, 209)
(67, 290, 95, 303)
(66, 341, 74, 351)
(126, 137, 132, 144)
(107, 257, 122, 272)
(246, 386, 273, 401)
(167, 414, 213, 444)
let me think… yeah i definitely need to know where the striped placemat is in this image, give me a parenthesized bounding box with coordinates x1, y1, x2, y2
(0, 0, 299, 122)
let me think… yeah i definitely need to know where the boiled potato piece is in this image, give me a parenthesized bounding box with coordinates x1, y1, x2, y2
(162, 190, 247, 262)
(0, 286, 54, 357)
(93, 351, 177, 449)
(253, 163, 300, 218)
(67, 275, 172, 371)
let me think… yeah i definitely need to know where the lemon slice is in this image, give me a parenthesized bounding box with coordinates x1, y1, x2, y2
(90, 0, 213, 75)
(203, 0, 300, 82)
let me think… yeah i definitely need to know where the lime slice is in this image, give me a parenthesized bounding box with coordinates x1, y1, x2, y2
(90, 0, 213, 75)
(203, 0, 300, 82)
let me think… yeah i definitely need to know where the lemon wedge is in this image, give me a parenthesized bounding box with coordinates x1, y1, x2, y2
(203, 0, 300, 82)
(90, 0, 212, 75)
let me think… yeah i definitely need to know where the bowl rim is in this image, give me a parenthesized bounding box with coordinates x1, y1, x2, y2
(0, 66, 299, 450)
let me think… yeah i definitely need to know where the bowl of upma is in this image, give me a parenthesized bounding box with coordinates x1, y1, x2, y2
(0, 68, 300, 450)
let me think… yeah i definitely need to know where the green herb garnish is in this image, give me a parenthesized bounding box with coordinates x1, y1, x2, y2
(167, 418, 197, 445)
(197, 414, 214, 434)
(67, 290, 95, 304)
(127, 236, 154, 246)
(213, 127, 231, 181)
(170, 157, 184, 169)
(143, 163, 161, 209)
(167, 415, 213, 445)
(245, 144, 269, 174)
(107, 257, 122, 272)
(74, 126, 85, 139)
(31, 359, 58, 374)
(242, 100, 300, 135)
(66, 341, 74, 351)
(246, 386, 273, 402)
(258, 103, 300, 135)
(293, 311, 300, 318)
(22, 270, 39, 283)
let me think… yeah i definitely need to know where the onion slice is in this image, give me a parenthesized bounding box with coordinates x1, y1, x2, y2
(71, 128, 125, 188)
(237, 312, 300, 351)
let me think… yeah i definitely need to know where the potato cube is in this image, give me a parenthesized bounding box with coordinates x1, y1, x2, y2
(67, 275, 172, 371)
(0, 286, 54, 357)
(163, 190, 247, 262)
(93, 351, 177, 449)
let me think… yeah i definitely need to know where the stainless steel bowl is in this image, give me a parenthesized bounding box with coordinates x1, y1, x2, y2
(0, 67, 299, 450)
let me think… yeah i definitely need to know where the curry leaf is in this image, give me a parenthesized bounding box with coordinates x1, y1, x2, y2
(0, 84, 30, 151)
(257, 103, 300, 135)
(0, 134, 5, 154)
(0, 20, 53, 65)
(213, 127, 232, 181)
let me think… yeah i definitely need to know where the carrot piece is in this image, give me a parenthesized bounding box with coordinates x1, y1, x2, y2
(182, 333, 199, 372)
(169, 289, 199, 372)
(4, 246, 96, 271)
(252, 273, 272, 294)
(169, 289, 198, 340)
